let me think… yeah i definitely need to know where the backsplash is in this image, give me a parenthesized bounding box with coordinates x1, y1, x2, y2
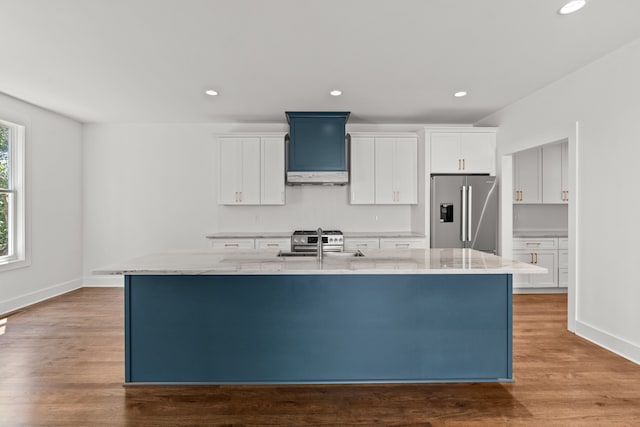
(513, 204, 568, 232)
(217, 185, 413, 232)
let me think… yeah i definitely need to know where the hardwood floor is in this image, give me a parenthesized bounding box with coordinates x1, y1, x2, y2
(1, 289, 639, 426)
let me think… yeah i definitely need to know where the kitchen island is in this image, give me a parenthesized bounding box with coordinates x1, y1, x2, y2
(95, 248, 544, 385)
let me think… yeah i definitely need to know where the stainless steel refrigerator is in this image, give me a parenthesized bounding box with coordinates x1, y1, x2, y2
(431, 175, 498, 253)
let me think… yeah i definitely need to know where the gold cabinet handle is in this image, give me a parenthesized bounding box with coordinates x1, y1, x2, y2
(224, 243, 240, 247)
(462, 159, 465, 170)
(530, 253, 534, 264)
(526, 242, 541, 246)
(515, 190, 523, 202)
(534, 252, 538, 264)
(458, 159, 462, 170)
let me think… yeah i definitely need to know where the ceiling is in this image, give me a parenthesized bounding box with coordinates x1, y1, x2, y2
(2, 0, 640, 124)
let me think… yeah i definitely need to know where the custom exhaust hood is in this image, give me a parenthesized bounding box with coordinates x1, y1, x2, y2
(285, 111, 350, 185)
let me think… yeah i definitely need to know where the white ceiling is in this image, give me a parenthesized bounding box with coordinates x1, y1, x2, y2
(2, 0, 640, 124)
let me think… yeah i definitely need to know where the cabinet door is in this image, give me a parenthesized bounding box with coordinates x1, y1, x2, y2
(350, 137, 375, 204)
(542, 143, 564, 204)
(218, 138, 243, 205)
(374, 138, 396, 204)
(460, 133, 495, 174)
(513, 147, 542, 203)
(561, 141, 569, 202)
(239, 138, 261, 204)
(529, 250, 558, 287)
(261, 137, 285, 205)
(431, 133, 461, 173)
(394, 138, 418, 204)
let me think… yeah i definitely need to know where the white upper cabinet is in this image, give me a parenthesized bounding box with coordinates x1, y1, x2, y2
(430, 131, 496, 175)
(260, 137, 285, 205)
(513, 147, 542, 204)
(349, 134, 417, 205)
(460, 133, 495, 173)
(430, 133, 460, 173)
(514, 141, 568, 205)
(350, 136, 376, 204)
(218, 134, 285, 205)
(218, 137, 261, 205)
(542, 141, 569, 204)
(374, 137, 418, 204)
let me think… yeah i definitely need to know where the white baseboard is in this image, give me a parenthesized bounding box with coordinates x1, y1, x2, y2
(576, 320, 640, 365)
(83, 274, 124, 287)
(0, 278, 82, 316)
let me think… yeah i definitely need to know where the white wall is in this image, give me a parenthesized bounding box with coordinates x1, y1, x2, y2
(82, 123, 426, 283)
(478, 38, 640, 364)
(0, 93, 83, 315)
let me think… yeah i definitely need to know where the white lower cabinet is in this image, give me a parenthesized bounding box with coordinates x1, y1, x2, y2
(512, 249, 558, 288)
(210, 238, 255, 249)
(344, 238, 380, 251)
(513, 237, 566, 289)
(558, 248, 568, 287)
(379, 238, 426, 249)
(255, 238, 290, 250)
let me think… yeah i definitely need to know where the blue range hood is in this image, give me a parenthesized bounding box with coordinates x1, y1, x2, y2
(285, 111, 350, 185)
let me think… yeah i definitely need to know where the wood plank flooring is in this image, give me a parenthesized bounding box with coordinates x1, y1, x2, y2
(0, 288, 639, 426)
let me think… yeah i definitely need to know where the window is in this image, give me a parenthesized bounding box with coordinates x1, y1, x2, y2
(0, 119, 26, 269)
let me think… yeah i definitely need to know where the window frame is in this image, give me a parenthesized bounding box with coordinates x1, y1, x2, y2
(0, 118, 27, 271)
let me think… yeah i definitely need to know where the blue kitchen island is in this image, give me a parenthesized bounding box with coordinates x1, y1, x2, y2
(96, 248, 544, 385)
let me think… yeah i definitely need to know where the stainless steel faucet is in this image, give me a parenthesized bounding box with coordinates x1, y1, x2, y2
(316, 227, 323, 261)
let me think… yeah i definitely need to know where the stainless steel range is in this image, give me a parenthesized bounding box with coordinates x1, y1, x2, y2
(291, 230, 344, 253)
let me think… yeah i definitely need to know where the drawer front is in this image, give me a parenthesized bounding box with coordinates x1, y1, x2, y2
(558, 250, 568, 269)
(512, 238, 557, 250)
(558, 238, 568, 250)
(255, 238, 291, 250)
(558, 268, 568, 287)
(379, 238, 427, 249)
(344, 238, 380, 250)
(211, 239, 255, 249)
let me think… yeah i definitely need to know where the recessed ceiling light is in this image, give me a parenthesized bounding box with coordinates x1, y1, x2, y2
(558, 0, 587, 15)
(205, 90, 219, 96)
(330, 90, 342, 97)
(454, 91, 468, 98)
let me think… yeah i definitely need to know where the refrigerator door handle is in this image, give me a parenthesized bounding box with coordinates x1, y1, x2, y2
(467, 185, 473, 243)
(461, 186, 467, 242)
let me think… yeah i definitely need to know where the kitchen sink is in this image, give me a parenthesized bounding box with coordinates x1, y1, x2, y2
(276, 250, 365, 258)
(276, 251, 317, 257)
(324, 250, 365, 258)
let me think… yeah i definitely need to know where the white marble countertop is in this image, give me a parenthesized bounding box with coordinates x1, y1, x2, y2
(513, 229, 568, 238)
(206, 231, 426, 239)
(343, 232, 426, 238)
(206, 232, 291, 239)
(94, 248, 546, 276)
